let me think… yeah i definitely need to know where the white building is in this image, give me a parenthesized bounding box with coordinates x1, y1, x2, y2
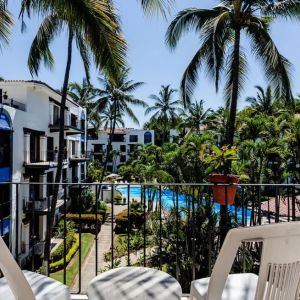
(0, 80, 88, 264)
(87, 128, 155, 172)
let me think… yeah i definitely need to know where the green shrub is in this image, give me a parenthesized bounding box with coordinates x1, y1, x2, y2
(66, 213, 102, 233)
(50, 234, 79, 272)
(99, 201, 107, 211)
(115, 208, 144, 232)
(70, 188, 95, 213)
(114, 194, 123, 204)
(50, 232, 75, 262)
(55, 220, 76, 238)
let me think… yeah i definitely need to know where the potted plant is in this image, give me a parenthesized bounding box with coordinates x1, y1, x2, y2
(204, 145, 240, 205)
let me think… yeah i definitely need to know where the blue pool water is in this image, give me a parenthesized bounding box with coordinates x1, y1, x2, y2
(116, 185, 251, 223)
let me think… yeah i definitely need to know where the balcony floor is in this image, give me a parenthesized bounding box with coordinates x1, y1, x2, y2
(71, 295, 190, 300)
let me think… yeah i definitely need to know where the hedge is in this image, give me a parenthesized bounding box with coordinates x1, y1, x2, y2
(115, 209, 144, 232)
(50, 232, 75, 262)
(66, 213, 102, 233)
(50, 234, 79, 272)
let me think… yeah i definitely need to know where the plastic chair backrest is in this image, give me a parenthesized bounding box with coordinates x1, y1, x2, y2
(0, 236, 35, 300)
(207, 222, 300, 300)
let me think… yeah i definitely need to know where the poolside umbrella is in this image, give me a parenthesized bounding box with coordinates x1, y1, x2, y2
(105, 173, 120, 179)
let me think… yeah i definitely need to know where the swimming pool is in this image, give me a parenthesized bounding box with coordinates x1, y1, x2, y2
(116, 185, 251, 223)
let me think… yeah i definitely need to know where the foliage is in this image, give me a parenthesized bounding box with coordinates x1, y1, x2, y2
(66, 213, 102, 233)
(204, 145, 240, 175)
(87, 160, 104, 182)
(114, 193, 123, 203)
(50, 234, 79, 272)
(55, 220, 76, 239)
(50, 232, 75, 262)
(70, 187, 95, 213)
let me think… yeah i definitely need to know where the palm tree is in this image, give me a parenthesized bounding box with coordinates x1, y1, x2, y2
(67, 78, 100, 127)
(246, 85, 281, 116)
(140, 0, 174, 17)
(180, 99, 212, 133)
(0, 1, 13, 50)
(23, 0, 127, 271)
(100, 103, 125, 130)
(166, 0, 293, 145)
(145, 85, 182, 143)
(94, 68, 147, 183)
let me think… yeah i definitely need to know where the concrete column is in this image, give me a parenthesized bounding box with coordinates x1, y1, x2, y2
(40, 136, 47, 162)
(65, 110, 70, 126)
(39, 215, 47, 241)
(24, 133, 30, 163)
(68, 140, 72, 158)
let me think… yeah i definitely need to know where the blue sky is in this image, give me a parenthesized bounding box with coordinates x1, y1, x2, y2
(2, 0, 300, 127)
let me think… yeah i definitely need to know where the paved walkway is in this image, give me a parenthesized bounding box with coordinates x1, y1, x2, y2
(71, 205, 124, 293)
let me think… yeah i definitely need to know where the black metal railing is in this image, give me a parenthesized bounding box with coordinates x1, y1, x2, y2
(3, 98, 26, 111)
(1, 182, 300, 295)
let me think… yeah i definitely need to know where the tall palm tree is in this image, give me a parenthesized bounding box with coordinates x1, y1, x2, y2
(0, 1, 13, 50)
(180, 99, 212, 133)
(23, 0, 127, 271)
(145, 85, 182, 142)
(100, 103, 125, 129)
(166, 0, 293, 145)
(94, 68, 147, 183)
(67, 79, 102, 128)
(140, 0, 174, 17)
(246, 85, 285, 116)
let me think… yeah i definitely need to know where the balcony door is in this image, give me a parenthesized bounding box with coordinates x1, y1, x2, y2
(30, 134, 40, 163)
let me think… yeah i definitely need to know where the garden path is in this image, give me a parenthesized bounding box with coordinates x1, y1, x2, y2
(70, 205, 125, 293)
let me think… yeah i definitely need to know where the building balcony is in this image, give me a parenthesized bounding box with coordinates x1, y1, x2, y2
(6, 182, 300, 298)
(49, 120, 84, 135)
(24, 150, 68, 169)
(69, 153, 90, 163)
(2, 97, 26, 112)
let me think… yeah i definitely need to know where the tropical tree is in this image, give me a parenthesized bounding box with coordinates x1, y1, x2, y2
(94, 68, 147, 183)
(23, 0, 127, 271)
(166, 0, 293, 145)
(179, 99, 212, 133)
(0, 1, 13, 50)
(246, 85, 284, 116)
(145, 85, 182, 143)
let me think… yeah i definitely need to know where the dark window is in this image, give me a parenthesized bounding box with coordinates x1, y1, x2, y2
(47, 137, 54, 161)
(129, 135, 138, 143)
(144, 131, 152, 144)
(62, 169, 67, 183)
(53, 105, 59, 125)
(120, 145, 126, 152)
(120, 155, 126, 163)
(81, 164, 85, 180)
(0, 130, 10, 168)
(47, 172, 53, 197)
(81, 142, 85, 154)
(94, 144, 103, 152)
(112, 134, 125, 142)
(81, 119, 85, 130)
(71, 114, 78, 128)
(94, 154, 103, 162)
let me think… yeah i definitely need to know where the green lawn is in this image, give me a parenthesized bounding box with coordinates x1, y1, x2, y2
(50, 233, 94, 287)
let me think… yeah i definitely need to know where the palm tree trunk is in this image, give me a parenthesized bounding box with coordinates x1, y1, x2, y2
(221, 27, 241, 245)
(226, 27, 241, 146)
(43, 28, 74, 274)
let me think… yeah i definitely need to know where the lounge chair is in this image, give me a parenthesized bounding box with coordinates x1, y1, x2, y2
(0, 235, 70, 300)
(190, 222, 300, 300)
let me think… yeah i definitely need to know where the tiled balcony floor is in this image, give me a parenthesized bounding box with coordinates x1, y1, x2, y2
(71, 294, 190, 299)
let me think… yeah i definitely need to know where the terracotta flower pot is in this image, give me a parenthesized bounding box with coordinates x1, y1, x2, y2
(209, 174, 240, 205)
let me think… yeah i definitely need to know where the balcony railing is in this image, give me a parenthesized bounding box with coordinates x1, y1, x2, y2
(24, 150, 70, 165)
(2, 182, 300, 296)
(2, 98, 26, 112)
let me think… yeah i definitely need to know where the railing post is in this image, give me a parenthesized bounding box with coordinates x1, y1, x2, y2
(127, 184, 130, 266)
(63, 183, 67, 285)
(111, 184, 114, 269)
(16, 183, 19, 261)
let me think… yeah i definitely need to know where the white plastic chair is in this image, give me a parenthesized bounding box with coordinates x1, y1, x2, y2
(0, 235, 70, 300)
(190, 222, 300, 300)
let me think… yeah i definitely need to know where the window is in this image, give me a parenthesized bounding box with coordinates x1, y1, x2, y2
(120, 145, 126, 152)
(53, 105, 59, 125)
(144, 132, 152, 144)
(129, 135, 138, 143)
(94, 144, 103, 152)
(71, 114, 78, 128)
(80, 164, 85, 180)
(120, 155, 126, 163)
